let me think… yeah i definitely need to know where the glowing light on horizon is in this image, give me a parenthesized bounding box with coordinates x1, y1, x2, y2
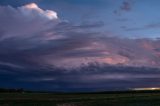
(132, 87, 160, 91)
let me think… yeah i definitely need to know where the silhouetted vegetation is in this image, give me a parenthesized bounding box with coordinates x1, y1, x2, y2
(0, 88, 24, 93)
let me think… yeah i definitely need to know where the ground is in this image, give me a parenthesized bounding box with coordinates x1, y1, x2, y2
(0, 92, 160, 106)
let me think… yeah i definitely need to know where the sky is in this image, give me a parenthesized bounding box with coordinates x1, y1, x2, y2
(1, 0, 160, 91)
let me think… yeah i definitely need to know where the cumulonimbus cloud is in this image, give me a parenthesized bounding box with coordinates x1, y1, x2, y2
(0, 3, 59, 39)
(0, 3, 160, 91)
(0, 3, 160, 69)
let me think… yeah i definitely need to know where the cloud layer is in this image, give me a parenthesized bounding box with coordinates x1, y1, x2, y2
(0, 3, 160, 69)
(1, 64, 160, 91)
(0, 3, 160, 90)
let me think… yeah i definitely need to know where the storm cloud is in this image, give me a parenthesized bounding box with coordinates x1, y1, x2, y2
(0, 3, 160, 68)
(1, 64, 160, 91)
(0, 3, 160, 91)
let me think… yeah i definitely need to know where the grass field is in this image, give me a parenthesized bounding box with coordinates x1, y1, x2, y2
(0, 92, 160, 106)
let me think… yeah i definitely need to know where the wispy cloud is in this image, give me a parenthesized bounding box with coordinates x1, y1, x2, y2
(120, 0, 132, 11)
(114, 0, 133, 15)
(125, 23, 160, 31)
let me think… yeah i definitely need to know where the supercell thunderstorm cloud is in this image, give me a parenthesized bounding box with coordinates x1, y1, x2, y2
(1, 0, 160, 91)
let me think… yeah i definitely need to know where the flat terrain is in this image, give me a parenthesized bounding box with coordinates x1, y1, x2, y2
(0, 92, 160, 106)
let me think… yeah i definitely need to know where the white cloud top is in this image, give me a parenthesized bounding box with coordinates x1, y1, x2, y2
(0, 3, 59, 40)
(20, 3, 58, 20)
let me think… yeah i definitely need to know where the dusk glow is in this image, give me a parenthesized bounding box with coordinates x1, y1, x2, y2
(0, 0, 160, 91)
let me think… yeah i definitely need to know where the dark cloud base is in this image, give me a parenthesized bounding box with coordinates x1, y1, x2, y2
(0, 64, 160, 92)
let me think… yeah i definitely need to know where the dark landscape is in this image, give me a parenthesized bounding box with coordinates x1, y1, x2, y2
(1, 90, 160, 106)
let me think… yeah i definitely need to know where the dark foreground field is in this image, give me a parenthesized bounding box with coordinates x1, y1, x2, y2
(0, 91, 160, 106)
